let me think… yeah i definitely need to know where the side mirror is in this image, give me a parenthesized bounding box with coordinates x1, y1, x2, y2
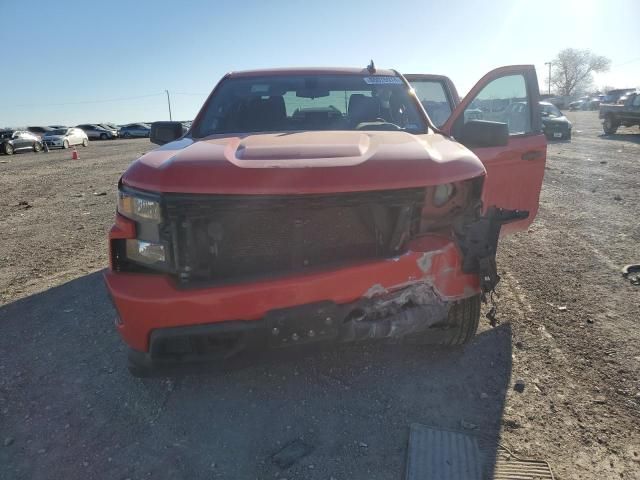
(458, 120, 509, 148)
(150, 121, 184, 145)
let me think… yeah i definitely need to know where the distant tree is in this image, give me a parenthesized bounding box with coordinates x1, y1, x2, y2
(550, 48, 611, 96)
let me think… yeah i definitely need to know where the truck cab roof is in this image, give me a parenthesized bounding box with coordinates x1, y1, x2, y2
(227, 67, 398, 78)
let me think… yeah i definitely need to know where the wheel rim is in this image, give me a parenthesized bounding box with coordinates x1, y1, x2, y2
(6, 145, 13, 154)
(63, 140, 69, 148)
(34, 143, 41, 152)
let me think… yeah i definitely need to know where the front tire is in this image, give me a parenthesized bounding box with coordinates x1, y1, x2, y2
(441, 295, 481, 346)
(603, 116, 618, 135)
(405, 295, 481, 346)
(33, 142, 42, 152)
(100, 133, 108, 140)
(4, 143, 14, 155)
(82, 138, 88, 147)
(63, 140, 69, 149)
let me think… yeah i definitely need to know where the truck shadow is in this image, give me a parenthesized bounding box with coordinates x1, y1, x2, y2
(0, 271, 512, 480)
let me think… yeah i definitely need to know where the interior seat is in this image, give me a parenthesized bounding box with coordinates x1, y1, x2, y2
(348, 94, 380, 127)
(238, 96, 287, 131)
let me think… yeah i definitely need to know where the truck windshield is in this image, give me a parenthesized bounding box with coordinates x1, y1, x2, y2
(193, 74, 428, 137)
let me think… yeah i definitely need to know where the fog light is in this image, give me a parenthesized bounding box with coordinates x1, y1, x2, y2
(125, 239, 166, 264)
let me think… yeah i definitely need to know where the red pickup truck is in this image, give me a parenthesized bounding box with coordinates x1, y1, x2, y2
(104, 64, 546, 376)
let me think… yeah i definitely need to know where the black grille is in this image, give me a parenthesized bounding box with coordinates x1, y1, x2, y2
(164, 188, 425, 284)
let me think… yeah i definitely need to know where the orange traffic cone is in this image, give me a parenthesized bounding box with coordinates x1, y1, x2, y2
(71, 147, 79, 160)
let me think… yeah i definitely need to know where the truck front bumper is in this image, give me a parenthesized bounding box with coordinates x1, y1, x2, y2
(104, 235, 480, 357)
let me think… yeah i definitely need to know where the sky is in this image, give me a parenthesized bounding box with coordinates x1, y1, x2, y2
(1, 0, 638, 127)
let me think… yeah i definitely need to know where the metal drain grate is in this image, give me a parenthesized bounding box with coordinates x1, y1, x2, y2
(494, 450, 555, 480)
(405, 424, 483, 480)
(405, 424, 555, 480)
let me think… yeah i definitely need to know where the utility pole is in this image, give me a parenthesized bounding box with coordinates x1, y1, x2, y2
(165, 90, 173, 121)
(544, 62, 552, 96)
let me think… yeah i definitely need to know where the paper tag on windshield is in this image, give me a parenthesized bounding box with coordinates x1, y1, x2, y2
(363, 76, 403, 85)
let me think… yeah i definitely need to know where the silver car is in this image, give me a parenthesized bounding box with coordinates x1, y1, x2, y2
(97, 123, 120, 138)
(42, 127, 89, 149)
(76, 124, 115, 140)
(118, 123, 151, 138)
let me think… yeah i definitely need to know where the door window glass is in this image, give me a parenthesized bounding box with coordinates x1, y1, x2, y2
(463, 74, 531, 135)
(409, 80, 451, 127)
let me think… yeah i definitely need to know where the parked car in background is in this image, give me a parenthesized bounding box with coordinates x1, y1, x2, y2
(26, 126, 54, 138)
(42, 127, 89, 149)
(587, 96, 605, 110)
(599, 91, 640, 134)
(540, 101, 572, 140)
(97, 123, 120, 138)
(119, 123, 151, 138)
(542, 97, 566, 109)
(0, 129, 43, 154)
(76, 124, 116, 140)
(48, 125, 68, 130)
(568, 100, 582, 111)
(503, 102, 531, 133)
(568, 98, 588, 111)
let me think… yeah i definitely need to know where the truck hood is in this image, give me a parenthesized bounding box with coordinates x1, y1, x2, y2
(122, 131, 485, 195)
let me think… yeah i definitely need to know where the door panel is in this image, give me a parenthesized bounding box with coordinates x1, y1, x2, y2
(442, 65, 546, 235)
(14, 133, 29, 149)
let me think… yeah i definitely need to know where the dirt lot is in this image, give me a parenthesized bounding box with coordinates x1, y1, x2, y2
(1, 114, 639, 479)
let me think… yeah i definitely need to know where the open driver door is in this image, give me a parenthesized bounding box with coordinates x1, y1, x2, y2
(441, 65, 547, 235)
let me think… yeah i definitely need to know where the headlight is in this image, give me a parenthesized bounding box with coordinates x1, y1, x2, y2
(433, 183, 455, 207)
(114, 189, 172, 271)
(117, 190, 161, 222)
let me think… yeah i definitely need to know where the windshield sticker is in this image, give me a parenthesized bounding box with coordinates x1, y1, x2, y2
(363, 76, 403, 85)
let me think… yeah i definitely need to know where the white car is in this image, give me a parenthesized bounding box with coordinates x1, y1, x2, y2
(42, 127, 89, 149)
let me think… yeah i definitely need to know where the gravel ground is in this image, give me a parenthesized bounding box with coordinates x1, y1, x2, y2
(1, 114, 639, 479)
